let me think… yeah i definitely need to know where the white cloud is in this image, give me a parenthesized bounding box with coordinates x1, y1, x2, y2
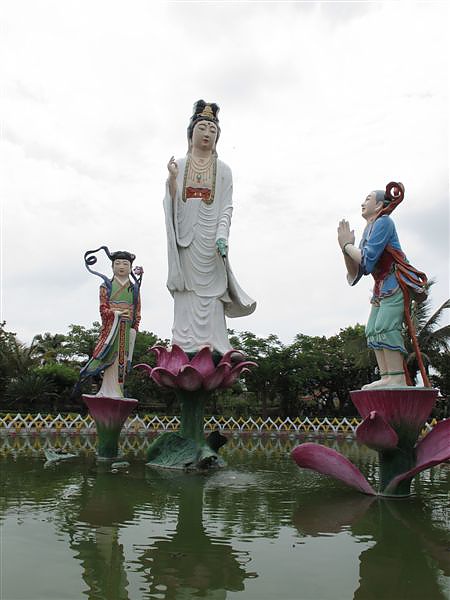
(1, 0, 448, 347)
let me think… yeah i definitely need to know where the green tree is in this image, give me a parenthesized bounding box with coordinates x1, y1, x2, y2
(337, 324, 377, 380)
(31, 332, 66, 364)
(124, 332, 178, 413)
(406, 291, 450, 383)
(228, 330, 285, 417)
(5, 372, 58, 412)
(132, 330, 165, 364)
(287, 334, 347, 416)
(62, 323, 102, 363)
(34, 362, 80, 405)
(0, 323, 36, 378)
(430, 352, 450, 418)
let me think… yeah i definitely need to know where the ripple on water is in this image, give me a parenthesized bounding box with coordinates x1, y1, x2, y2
(1, 436, 449, 600)
(204, 469, 259, 491)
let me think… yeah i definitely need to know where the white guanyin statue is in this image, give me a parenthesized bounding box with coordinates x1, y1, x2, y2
(164, 100, 256, 356)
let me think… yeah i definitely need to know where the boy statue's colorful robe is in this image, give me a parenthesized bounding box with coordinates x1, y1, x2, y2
(290, 182, 449, 498)
(337, 182, 428, 389)
(79, 247, 142, 398)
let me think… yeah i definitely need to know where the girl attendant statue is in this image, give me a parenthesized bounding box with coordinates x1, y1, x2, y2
(78, 247, 143, 398)
(164, 100, 256, 356)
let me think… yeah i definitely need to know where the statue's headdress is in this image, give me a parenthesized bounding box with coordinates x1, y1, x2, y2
(83, 246, 143, 291)
(374, 182, 405, 217)
(187, 99, 221, 142)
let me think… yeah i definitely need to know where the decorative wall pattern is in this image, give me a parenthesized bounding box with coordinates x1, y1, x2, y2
(0, 412, 436, 435)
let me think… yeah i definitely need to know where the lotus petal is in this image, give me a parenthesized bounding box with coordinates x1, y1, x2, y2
(166, 344, 190, 374)
(219, 349, 244, 366)
(221, 361, 257, 388)
(220, 364, 244, 388)
(221, 366, 252, 388)
(385, 419, 450, 494)
(134, 363, 153, 377)
(291, 443, 376, 495)
(190, 346, 216, 377)
(356, 411, 398, 450)
(416, 418, 450, 464)
(351, 388, 437, 432)
(203, 363, 229, 391)
(151, 367, 178, 388)
(150, 346, 170, 369)
(176, 365, 203, 392)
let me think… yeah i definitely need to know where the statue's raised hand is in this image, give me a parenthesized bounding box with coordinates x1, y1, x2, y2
(167, 156, 178, 180)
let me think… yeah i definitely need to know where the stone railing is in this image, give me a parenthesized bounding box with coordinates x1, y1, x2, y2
(0, 413, 437, 435)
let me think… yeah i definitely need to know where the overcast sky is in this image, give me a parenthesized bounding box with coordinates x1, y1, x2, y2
(1, 1, 449, 347)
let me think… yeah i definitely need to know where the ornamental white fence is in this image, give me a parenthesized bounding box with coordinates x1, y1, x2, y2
(0, 413, 437, 435)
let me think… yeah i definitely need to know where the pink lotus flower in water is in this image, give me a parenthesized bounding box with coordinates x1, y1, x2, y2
(292, 388, 450, 497)
(135, 345, 257, 392)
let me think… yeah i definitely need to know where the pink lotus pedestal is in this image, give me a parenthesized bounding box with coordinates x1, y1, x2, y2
(83, 395, 138, 460)
(136, 345, 256, 470)
(292, 388, 450, 497)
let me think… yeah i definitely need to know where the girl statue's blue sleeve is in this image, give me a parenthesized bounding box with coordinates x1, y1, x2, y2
(361, 216, 394, 275)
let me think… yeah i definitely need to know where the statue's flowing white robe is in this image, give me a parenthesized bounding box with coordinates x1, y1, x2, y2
(164, 157, 256, 354)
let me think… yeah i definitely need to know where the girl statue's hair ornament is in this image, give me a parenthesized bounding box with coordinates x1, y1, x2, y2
(83, 246, 143, 291)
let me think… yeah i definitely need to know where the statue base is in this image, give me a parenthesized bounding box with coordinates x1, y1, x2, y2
(291, 387, 448, 498)
(134, 344, 256, 471)
(146, 431, 226, 471)
(146, 390, 227, 471)
(350, 387, 438, 497)
(82, 395, 138, 460)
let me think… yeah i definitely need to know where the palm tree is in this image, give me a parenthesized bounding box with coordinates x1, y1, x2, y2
(5, 372, 58, 411)
(0, 336, 36, 376)
(405, 283, 450, 383)
(31, 332, 66, 364)
(338, 324, 378, 381)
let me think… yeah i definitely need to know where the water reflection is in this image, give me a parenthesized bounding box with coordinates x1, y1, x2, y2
(61, 463, 255, 599)
(1, 434, 448, 600)
(358, 500, 450, 600)
(73, 467, 134, 600)
(0, 431, 368, 459)
(137, 470, 255, 598)
(293, 492, 450, 600)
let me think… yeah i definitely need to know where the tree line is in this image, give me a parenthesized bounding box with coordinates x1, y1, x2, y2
(1, 293, 449, 418)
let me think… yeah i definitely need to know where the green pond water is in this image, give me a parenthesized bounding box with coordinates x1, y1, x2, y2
(1, 433, 449, 600)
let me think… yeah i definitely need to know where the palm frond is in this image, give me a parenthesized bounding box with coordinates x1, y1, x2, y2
(411, 297, 433, 331)
(406, 351, 431, 366)
(421, 298, 450, 333)
(424, 324, 450, 352)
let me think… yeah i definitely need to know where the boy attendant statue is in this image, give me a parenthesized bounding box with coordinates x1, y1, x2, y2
(337, 182, 428, 389)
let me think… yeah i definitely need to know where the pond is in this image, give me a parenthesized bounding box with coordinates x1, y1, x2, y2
(1, 434, 449, 600)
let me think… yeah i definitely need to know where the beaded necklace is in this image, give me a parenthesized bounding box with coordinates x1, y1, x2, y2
(182, 154, 217, 204)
